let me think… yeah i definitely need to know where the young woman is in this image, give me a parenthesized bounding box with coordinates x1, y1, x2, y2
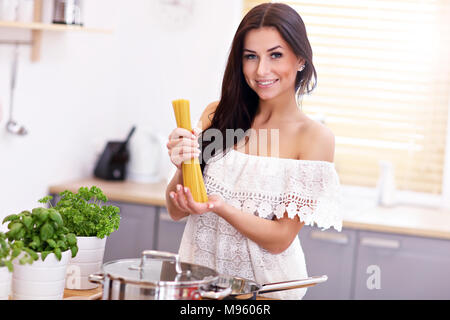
(165, 3, 342, 299)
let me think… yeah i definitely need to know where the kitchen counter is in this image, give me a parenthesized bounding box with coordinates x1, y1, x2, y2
(343, 203, 450, 240)
(48, 177, 450, 240)
(48, 177, 168, 207)
(62, 286, 276, 300)
(64, 287, 103, 300)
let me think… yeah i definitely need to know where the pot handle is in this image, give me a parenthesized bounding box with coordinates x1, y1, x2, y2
(140, 250, 183, 274)
(199, 286, 232, 300)
(88, 273, 105, 284)
(258, 275, 328, 294)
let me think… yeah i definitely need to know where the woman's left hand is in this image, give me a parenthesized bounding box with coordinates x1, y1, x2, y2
(169, 184, 225, 215)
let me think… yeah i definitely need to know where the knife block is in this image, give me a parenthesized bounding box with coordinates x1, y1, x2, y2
(94, 141, 130, 181)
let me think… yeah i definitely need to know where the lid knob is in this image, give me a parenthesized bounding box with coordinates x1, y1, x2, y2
(128, 250, 183, 275)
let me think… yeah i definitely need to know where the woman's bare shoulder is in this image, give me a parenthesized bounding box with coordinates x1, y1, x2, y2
(297, 118, 335, 162)
(196, 101, 219, 131)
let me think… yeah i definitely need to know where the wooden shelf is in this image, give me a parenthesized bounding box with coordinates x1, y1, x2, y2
(0, 0, 113, 62)
(0, 20, 113, 34)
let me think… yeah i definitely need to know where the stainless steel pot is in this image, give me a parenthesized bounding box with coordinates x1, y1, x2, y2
(88, 250, 231, 300)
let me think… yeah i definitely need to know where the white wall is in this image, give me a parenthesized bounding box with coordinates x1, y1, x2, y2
(0, 0, 242, 228)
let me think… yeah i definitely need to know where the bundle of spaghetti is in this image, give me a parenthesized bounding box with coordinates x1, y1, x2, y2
(172, 99, 208, 203)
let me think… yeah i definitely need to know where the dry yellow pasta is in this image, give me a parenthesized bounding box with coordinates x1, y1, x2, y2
(172, 99, 208, 203)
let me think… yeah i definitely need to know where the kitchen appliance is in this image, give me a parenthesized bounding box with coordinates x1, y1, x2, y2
(88, 250, 328, 300)
(6, 44, 27, 136)
(127, 126, 171, 183)
(93, 126, 135, 181)
(52, 0, 83, 25)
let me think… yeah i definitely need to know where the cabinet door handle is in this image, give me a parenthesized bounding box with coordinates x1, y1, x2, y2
(360, 237, 400, 249)
(309, 230, 349, 245)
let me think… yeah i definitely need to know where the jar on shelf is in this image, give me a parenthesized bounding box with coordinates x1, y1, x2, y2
(52, 0, 83, 25)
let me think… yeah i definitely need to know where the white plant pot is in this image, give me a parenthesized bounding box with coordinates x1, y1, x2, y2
(0, 266, 12, 300)
(12, 250, 70, 300)
(65, 236, 106, 290)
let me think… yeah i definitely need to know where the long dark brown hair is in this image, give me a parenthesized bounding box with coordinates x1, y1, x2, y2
(200, 2, 317, 173)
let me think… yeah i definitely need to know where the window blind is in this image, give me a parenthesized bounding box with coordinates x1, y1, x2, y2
(242, 0, 450, 194)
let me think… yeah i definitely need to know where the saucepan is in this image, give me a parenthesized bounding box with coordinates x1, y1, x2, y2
(89, 250, 327, 300)
(203, 274, 328, 300)
(88, 250, 231, 300)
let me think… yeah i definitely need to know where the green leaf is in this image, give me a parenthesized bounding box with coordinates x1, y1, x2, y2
(38, 195, 53, 204)
(6, 222, 23, 238)
(56, 240, 67, 251)
(15, 228, 25, 241)
(2, 214, 19, 224)
(66, 233, 77, 246)
(40, 222, 54, 241)
(29, 241, 38, 250)
(70, 245, 78, 258)
(4, 260, 13, 272)
(32, 208, 49, 223)
(31, 207, 45, 217)
(41, 251, 51, 261)
(11, 247, 21, 259)
(46, 239, 56, 248)
(32, 235, 41, 248)
(23, 248, 38, 261)
(38, 210, 49, 223)
(13, 240, 24, 248)
(48, 209, 63, 227)
(23, 216, 33, 229)
(53, 247, 62, 261)
(18, 253, 33, 265)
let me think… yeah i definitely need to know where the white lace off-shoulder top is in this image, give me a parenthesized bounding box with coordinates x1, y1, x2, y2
(178, 148, 343, 300)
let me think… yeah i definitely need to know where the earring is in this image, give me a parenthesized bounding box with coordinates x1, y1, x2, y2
(298, 64, 305, 72)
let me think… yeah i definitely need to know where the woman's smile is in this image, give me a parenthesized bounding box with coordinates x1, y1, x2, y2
(256, 79, 279, 88)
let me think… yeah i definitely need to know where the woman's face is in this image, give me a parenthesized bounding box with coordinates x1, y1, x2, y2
(242, 27, 304, 102)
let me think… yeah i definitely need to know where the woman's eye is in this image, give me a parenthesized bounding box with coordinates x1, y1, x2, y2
(271, 52, 282, 59)
(244, 54, 257, 60)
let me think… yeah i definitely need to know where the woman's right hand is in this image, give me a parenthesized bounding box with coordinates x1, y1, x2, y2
(166, 127, 202, 170)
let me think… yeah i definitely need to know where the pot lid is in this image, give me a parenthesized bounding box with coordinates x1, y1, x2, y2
(102, 250, 219, 287)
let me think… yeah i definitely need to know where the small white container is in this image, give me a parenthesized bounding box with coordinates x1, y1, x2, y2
(0, 266, 12, 300)
(66, 236, 106, 290)
(12, 250, 70, 300)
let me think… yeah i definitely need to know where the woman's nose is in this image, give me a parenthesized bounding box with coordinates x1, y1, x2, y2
(256, 58, 270, 76)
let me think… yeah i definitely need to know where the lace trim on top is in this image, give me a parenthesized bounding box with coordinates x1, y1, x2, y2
(203, 148, 343, 232)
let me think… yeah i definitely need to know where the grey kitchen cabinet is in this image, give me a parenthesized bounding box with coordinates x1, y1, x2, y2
(353, 231, 450, 300)
(155, 208, 187, 254)
(103, 201, 158, 262)
(298, 226, 357, 300)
